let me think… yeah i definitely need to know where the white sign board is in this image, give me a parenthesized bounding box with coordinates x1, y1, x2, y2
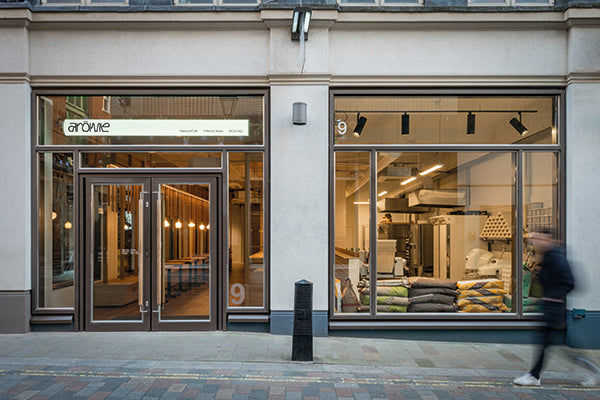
(63, 119, 249, 137)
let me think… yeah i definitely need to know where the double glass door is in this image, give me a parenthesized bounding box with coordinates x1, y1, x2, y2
(84, 175, 218, 331)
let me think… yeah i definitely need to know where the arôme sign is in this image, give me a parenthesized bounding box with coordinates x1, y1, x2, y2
(63, 119, 249, 136)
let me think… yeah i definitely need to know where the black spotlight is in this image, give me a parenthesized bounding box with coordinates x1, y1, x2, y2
(353, 114, 367, 137)
(510, 116, 528, 135)
(467, 112, 476, 135)
(401, 113, 410, 135)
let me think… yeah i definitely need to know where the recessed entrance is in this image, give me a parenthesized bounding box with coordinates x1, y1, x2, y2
(83, 175, 219, 331)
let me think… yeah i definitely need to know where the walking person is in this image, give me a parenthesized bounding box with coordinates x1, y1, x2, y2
(513, 229, 600, 386)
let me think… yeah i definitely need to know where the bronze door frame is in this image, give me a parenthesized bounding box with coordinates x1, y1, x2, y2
(82, 174, 220, 332)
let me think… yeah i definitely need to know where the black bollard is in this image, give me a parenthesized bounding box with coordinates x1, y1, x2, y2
(292, 279, 313, 361)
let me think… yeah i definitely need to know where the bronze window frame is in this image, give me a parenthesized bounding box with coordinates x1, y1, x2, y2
(328, 88, 566, 329)
(31, 88, 270, 332)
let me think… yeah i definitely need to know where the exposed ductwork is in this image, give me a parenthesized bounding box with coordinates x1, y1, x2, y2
(376, 197, 429, 213)
(407, 189, 466, 208)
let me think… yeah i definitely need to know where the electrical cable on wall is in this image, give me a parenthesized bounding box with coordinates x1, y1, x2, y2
(300, 28, 306, 73)
(300, 0, 306, 74)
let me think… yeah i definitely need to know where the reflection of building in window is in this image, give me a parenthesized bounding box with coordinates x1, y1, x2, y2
(102, 96, 111, 114)
(65, 96, 89, 119)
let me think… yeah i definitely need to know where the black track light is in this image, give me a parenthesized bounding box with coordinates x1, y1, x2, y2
(401, 113, 410, 135)
(510, 113, 528, 135)
(353, 114, 367, 137)
(467, 112, 476, 135)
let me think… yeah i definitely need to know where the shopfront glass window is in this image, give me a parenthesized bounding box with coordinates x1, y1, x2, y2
(228, 153, 264, 308)
(38, 153, 74, 309)
(334, 152, 370, 314)
(39, 95, 264, 146)
(334, 96, 556, 145)
(374, 152, 515, 313)
(522, 152, 559, 313)
(331, 93, 561, 319)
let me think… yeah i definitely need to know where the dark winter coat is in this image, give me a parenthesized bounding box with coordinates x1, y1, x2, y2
(539, 245, 575, 329)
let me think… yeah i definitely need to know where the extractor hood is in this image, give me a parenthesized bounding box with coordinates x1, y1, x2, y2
(407, 189, 466, 208)
(376, 197, 429, 213)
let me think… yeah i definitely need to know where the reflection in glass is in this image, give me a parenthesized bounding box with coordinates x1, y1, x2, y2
(228, 153, 264, 307)
(333, 96, 556, 145)
(39, 95, 264, 146)
(160, 184, 211, 320)
(333, 152, 370, 314)
(38, 153, 74, 308)
(82, 152, 222, 168)
(522, 152, 558, 313)
(92, 184, 142, 321)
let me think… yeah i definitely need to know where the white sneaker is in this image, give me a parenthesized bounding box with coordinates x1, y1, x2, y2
(581, 374, 597, 387)
(513, 373, 541, 386)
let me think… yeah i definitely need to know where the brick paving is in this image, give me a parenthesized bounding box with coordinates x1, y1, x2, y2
(0, 332, 599, 399)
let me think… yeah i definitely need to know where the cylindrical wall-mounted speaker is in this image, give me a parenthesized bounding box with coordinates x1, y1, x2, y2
(292, 102, 307, 125)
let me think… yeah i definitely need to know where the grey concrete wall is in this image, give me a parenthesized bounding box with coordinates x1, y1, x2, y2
(29, 30, 269, 77)
(0, 84, 31, 292)
(0, 22, 31, 333)
(565, 82, 600, 312)
(0, 80, 32, 333)
(269, 84, 330, 312)
(565, 25, 600, 314)
(329, 30, 567, 76)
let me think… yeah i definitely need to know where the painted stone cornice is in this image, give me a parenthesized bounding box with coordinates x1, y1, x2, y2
(0, 7, 599, 29)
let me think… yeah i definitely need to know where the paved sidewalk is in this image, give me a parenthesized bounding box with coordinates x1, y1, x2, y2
(1, 331, 599, 399)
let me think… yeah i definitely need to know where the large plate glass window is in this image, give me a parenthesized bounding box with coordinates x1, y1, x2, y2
(522, 152, 559, 313)
(37, 153, 75, 309)
(334, 152, 370, 314)
(332, 92, 561, 319)
(374, 151, 515, 314)
(228, 153, 265, 308)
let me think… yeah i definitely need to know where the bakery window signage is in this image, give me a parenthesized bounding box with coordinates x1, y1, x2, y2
(63, 119, 249, 137)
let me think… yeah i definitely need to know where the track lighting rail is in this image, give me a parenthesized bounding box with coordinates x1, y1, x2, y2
(335, 110, 538, 114)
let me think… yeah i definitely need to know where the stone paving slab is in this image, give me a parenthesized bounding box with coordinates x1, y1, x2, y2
(1, 332, 600, 399)
(1, 365, 599, 399)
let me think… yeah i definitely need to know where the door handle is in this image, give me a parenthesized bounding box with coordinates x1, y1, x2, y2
(156, 192, 163, 309)
(138, 196, 145, 314)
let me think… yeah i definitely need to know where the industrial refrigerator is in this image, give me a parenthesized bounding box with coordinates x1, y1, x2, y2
(430, 214, 488, 281)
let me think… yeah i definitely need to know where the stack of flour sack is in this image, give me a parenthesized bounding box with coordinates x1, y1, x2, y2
(407, 277, 458, 312)
(358, 278, 410, 313)
(456, 278, 509, 313)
